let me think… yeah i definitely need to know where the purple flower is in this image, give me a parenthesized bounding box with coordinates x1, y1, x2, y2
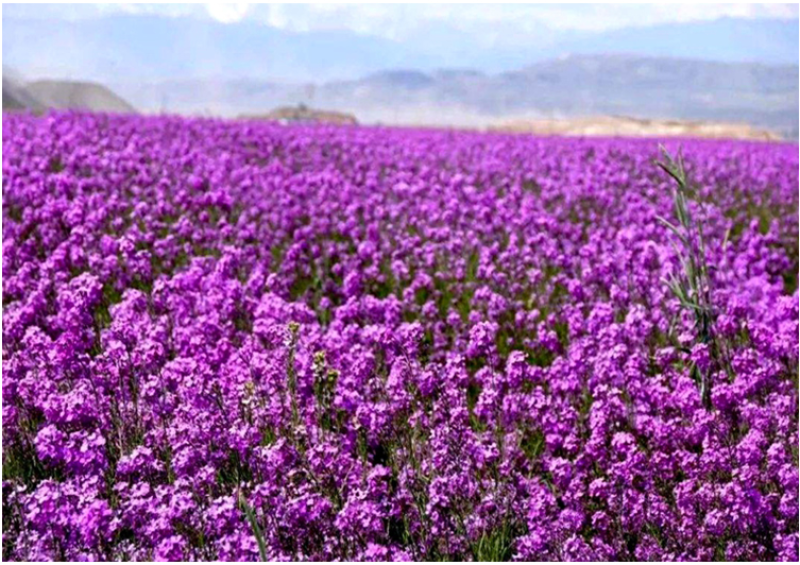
(2, 112, 797, 561)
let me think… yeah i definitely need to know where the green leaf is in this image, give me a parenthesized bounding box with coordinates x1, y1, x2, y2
(240, 493, 268, 561)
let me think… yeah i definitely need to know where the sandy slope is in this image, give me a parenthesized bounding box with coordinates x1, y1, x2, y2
(489, 115, 781, 141)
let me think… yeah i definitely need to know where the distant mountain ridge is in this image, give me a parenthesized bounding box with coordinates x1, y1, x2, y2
(4, 11, 797, 136)
(2, 74, 136, 114)
(2, 76, 45, 112)
(111, 54, 799, 139)
(27, 80, 136, 113)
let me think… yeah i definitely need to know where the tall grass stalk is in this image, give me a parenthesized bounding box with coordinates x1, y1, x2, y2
(656, 146, 731, 407)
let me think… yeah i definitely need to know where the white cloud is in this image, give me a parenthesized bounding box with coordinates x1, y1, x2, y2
(205, 3, 249, 24)
(3, 2, 797, 35)
(240, 3, 800, 35)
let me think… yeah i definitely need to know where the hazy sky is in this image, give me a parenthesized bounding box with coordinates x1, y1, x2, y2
(4, 3, 798, 84)
(5, 2, 799, 35)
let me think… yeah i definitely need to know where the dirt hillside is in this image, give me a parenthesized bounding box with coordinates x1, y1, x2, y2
(490, 115, 781, 141)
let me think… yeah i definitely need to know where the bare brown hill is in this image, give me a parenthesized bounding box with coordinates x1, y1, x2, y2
(240, 105, 357, 125)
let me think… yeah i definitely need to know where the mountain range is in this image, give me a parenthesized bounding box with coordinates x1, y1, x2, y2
(3, 13, 798, 138)
(110, 54, 799, 139)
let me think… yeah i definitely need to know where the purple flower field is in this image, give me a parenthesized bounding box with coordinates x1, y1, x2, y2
(2, 112, 798, 561)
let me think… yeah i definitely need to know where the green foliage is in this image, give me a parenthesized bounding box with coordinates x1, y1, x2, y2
(472, 521, 519, 562)
(286, 322, 301, 437)
(519, 427, 545, 462)
(313, 351, 339, 432)
(239, 493, 268, 561)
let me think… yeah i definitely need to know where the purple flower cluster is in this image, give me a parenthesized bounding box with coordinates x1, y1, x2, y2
(2, 112, 798, 561)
